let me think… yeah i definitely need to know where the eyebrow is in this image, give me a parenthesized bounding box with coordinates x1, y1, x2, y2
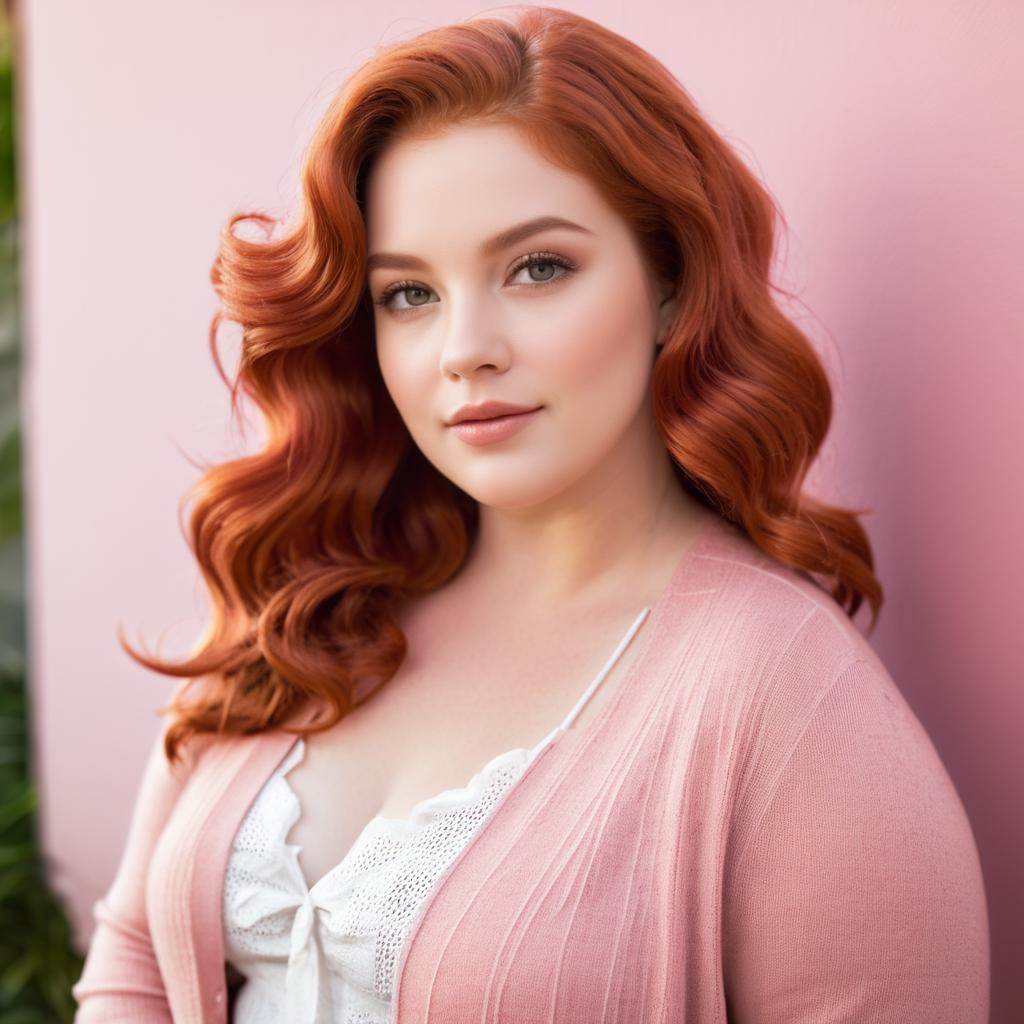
(366, 215, 594, 273)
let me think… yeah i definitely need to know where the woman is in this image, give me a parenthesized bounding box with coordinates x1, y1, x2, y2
(71, 7, 989, 1023)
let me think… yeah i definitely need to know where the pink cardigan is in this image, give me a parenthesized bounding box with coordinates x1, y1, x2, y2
(71, 516, 990, 1022)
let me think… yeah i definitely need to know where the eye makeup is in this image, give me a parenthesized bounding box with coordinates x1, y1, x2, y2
(373, 250, 580, 314)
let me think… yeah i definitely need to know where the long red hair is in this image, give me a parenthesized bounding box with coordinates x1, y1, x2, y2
(121, 6, 883, 765)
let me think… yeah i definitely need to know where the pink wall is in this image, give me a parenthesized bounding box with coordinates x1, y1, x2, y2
(19, 1, 1021, 1017)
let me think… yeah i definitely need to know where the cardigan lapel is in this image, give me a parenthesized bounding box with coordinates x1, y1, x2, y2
(188, 699, 326, 1021)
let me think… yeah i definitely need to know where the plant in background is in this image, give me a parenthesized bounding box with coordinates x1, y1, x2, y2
(0, 7, 85, 1022)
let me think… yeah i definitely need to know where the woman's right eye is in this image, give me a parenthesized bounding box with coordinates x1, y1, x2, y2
(374, 281, 434, 312)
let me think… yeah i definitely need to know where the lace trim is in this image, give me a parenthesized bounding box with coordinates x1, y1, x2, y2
(280, 729, 554, 892)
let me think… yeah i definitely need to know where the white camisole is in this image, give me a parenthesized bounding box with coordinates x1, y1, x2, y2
(222, 605, 651, 1024)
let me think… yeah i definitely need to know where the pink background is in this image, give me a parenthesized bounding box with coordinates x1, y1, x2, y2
(18, 1, 1021, 1018)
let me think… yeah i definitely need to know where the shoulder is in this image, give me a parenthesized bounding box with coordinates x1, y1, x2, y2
(675, 516, 880, 696)
(667, 518, 918, 810)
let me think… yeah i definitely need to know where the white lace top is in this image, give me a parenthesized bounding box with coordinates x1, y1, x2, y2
(222, 605, 651, 1024)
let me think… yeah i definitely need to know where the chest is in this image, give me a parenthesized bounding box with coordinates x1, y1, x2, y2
(281, 602, 649, 889)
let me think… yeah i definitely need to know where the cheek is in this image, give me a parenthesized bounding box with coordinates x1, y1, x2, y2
(537, 264, 654, 393)
(376, 338, 432, 423)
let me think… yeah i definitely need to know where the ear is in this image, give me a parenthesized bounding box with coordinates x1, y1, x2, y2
(655, 286, 679, 347)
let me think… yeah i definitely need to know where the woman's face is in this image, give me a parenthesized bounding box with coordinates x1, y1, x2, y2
(364, 121, 676, 512)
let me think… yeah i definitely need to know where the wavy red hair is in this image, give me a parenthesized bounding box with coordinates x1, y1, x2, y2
(119, 6, 883, 765)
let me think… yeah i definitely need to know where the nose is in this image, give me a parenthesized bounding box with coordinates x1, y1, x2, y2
(438, 291, 512, 379)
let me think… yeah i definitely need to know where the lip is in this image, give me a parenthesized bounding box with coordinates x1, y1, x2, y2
(448, 408, 542, 446)
(447, 400, 541, 425)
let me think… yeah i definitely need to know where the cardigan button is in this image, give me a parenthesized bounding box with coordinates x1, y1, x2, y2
(215, 989, 224, 1005)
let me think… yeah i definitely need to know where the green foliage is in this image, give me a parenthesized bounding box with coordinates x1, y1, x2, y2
(0, 9, 87, 1023)
(0, 657, 83, 1024)
(0, 23, 15, 225)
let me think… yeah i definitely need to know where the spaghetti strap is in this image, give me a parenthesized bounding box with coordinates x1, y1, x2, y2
(532, 605, 652, 748)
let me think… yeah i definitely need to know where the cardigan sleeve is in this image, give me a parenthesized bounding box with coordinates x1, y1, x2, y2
(72, 715, 194, 1023)
(721, 657, 990, 1023)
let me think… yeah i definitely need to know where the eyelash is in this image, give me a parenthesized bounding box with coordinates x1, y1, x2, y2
(373, 250, 579, 314)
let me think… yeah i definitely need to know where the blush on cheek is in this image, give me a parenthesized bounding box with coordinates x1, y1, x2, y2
(549, 277, 652, 384)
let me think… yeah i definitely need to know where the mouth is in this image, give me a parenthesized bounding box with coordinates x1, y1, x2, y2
(447, 407, 542, 446)
(458, 411, 530, 424)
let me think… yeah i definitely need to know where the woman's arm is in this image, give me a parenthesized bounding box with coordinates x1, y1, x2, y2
(722, 658, 990, 1023)
(72, 715, 192, 1022)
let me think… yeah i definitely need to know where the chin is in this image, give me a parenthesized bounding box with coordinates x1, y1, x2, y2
(451, 460, 590, 511)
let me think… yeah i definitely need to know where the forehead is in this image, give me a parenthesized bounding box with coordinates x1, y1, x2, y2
(362, 121, 613, 253)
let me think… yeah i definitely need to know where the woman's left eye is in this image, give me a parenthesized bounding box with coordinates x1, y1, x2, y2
(507, 251, 578, 286)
